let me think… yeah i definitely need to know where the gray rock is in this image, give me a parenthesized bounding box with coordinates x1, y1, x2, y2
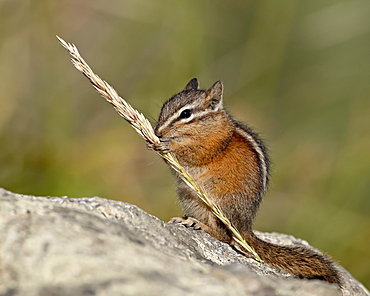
(0, 188, 368, 296)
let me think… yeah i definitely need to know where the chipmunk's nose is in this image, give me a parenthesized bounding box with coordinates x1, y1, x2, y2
(154, 126, 162, 138)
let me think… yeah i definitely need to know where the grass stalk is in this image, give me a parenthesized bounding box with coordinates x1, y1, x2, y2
(57, 36, 262, 263)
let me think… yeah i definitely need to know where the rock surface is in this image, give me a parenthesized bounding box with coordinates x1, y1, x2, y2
(0, 188, 368, 296)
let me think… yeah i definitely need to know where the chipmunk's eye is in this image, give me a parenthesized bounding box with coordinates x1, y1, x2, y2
(179, 109, 192, 119)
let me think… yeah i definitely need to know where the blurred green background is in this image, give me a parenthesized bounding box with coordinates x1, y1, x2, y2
(0, 0, 369, 288)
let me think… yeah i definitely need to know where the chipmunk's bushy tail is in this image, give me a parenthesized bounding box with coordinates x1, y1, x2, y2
(247, 233, 341, 285)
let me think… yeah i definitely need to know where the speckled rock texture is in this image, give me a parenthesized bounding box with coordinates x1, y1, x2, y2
(0, 188, 368, 296)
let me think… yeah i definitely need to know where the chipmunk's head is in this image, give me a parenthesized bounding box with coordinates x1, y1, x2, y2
(154, 78, 227, 141)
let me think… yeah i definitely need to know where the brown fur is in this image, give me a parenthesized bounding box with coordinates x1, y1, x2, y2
(153, 78, 341, 285)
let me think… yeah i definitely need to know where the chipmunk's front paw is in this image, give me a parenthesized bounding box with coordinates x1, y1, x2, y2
(146, 139, 170, 154)
(169, 216, 203, 230)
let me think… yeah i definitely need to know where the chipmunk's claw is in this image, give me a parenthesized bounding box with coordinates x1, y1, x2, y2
(146, 139, 170, 153)
(169, 216, 203, 230)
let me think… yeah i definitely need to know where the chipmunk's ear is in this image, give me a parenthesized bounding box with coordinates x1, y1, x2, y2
(184, 78, 199, 90)
(204, 81, 223, 111)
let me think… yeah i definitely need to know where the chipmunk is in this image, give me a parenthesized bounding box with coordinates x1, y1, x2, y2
(148, 78, 341, 285)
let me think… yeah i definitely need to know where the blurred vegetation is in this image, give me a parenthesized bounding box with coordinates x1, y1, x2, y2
(0, 0, 369, 288)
